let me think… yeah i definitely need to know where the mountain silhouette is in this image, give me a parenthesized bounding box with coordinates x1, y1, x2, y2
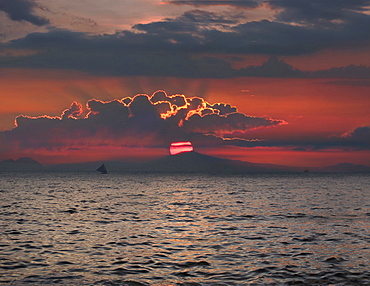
(0, 157, 44, 171)
(2, 153, 369, 172)
(48, 151, 309, 172)
(143, 151, 298, 172)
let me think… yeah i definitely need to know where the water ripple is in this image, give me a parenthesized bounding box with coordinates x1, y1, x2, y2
(0, 172, 369, 285)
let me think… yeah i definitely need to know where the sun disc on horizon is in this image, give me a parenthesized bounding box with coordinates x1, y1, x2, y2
(170, 141, 194, 155)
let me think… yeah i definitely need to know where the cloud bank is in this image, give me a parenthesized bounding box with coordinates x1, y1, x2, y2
(227, 125, 370, 150)
(0, 91, 284, 154)
(2, 90, 368, 160)
(1, 0, 369, 78)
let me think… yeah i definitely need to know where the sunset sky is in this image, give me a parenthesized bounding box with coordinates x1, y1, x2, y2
(0, 0, 369, 167)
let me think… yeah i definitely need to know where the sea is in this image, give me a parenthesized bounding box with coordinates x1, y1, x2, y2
(0, 172, 369, 285)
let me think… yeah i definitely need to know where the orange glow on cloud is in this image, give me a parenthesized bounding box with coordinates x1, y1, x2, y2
(2, 69, 367, 137)
(1, 88, 284, 164)
(1, 68, 369, 167)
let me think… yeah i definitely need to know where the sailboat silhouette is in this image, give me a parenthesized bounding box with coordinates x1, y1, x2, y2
(97, 163, 108, 174)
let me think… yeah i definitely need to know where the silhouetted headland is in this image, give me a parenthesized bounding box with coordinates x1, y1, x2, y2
(2, 152, 368, 172)
(0, 157, 44, 171)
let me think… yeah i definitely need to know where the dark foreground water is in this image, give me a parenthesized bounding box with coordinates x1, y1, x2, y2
(0, 172, 369, 285)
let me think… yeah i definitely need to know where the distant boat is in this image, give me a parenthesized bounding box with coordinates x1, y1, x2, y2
(304, 169, 309, 172)
(97, 164, 108, 174)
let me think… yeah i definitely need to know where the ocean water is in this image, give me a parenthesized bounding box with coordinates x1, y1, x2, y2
(0, 172, 369, 285)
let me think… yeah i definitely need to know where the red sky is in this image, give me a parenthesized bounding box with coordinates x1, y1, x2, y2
(0, 69, 368, 167)
(0, 1, 369, 167)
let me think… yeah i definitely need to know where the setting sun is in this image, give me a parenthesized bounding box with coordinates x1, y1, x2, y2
(170, 141, 194, 155)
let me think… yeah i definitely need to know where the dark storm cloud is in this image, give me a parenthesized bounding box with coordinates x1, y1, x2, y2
(0, 91, 283, 151)
(87, 99, 130, 122)
(1, 3, 370, 77)
(1, 91, 368, 153)
(0, 0, 49, 26)
(238, 57, 370, 78)
(224, 126, 370, 150)
(1, 27, 237, 77)
(342, 126, 370, 144)
(2, 26, 369, 78)
(182, 112, 282, 137)
(238, 56, 305, 77)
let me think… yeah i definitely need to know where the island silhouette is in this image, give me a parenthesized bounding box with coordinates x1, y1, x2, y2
(1, 152, 369, 173)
